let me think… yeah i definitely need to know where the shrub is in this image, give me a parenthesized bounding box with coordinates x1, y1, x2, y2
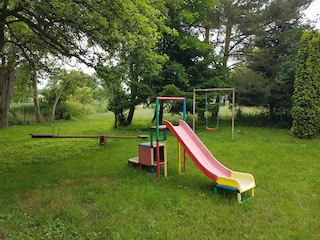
(49, 101, 97, 120)
(236, 109, 292, 128)
(8, 101, 99, 126)
(291, 31, 320, 138)
(8, 104, 36, 125)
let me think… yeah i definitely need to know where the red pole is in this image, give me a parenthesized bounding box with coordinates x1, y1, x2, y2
(156, 141, 160, 179)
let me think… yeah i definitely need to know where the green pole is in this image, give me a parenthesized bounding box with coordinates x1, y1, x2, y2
(155, 98, 159, 141)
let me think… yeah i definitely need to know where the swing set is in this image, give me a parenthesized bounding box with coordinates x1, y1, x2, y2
(192, 88, 235, 140)
(205, 93, 221, 131)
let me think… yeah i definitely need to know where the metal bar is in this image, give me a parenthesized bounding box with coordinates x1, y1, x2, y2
(30, 134, 148, 139)
(194, 88, 234, 92)
(157, 97, 185, 101)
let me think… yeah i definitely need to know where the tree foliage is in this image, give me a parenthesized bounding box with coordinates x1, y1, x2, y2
(230, 65, 269, 107)
(0, 0, 169, 127)
(41, 69, 94, 121)
(154, 0, 228, 93)
(208, 0, 313, 66)
(247, 23, 311, 115)
(147, 0, 229, 122)
(97, 0, 227, 127)
(2, 0, 319, 129)
(227, 0, 314, 121)
(292, 30, 320, 139)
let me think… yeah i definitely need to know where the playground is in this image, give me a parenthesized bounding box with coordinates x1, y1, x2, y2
(0, 107, 319, 239)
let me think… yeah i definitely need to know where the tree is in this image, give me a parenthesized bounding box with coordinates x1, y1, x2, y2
(292, 31, 320, 139)
(42, 69, 94, 121)
(107, 89, 131, 128)
(154, 1, 227, 91)
(12, 62, 32, 104)
(0, 0, 169, 128)
(116, 42, 168, 126)
(207, 0, 314, 67)
(69, 86, 94, 104)
(0, 42, 18, 127)
(208, 0, 268, 66)
(230, 65, 269, 107)
(12, 61, 43, 123)
(149, 0, 228, 122)
(247, 23, 311, 116)
(226, 1, 314, 120)
(96, 40, 168, 128)
(29, 61, 43, 123)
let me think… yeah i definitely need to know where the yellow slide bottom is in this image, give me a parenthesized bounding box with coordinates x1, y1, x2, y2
(216, 171, 255, 203)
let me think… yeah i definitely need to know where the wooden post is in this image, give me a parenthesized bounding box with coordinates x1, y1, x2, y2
(232, 87, 235, 141)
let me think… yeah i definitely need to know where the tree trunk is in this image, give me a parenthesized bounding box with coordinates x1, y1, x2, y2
(151, 101, 164, 124)
(30, 63, 42, 123)
(113, 113, 118, 128)
(223, 22, 232, 67)
(0, 44, 17, 128)
(50, 93, 60, 121)
(204, 26, 210, 42)
(126, 105, 135, 125)
(50, 83, 67, 122)
(204, 12, 212, 42)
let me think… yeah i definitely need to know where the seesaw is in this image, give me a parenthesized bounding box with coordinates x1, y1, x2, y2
(29, 133, 148, 146)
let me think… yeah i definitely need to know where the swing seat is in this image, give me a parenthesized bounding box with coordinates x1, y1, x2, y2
(206, 127, 219, 131)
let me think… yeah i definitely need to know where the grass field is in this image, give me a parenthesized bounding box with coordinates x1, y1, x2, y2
(0, 108, 319, 239)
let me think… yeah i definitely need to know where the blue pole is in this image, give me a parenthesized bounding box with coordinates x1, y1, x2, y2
(183, 99, 187, 122)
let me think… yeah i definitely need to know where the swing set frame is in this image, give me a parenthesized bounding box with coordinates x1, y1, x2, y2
(205, 93, 222, 131)
(192, 88, 235, 140)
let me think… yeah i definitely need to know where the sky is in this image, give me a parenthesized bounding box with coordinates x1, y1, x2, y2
(304, 0, 320, 29)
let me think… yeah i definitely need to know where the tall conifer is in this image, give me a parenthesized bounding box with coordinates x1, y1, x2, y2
(292, 31, 320, 138)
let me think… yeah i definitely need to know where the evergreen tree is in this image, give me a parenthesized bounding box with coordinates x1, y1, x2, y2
(292, 31, 320, 138)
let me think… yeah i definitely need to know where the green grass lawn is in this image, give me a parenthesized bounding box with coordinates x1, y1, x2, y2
(0, 109, 319, 239)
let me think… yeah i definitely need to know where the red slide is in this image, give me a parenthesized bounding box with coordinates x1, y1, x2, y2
(165, 119, 232, 180)
(165, 119, 255, 203)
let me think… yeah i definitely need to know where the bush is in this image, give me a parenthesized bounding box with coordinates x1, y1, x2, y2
(64, 101, 97, 116)
(44, 101, 97, 120)
(8, 101, 100, 126)
(8, 104, 35, 125)
(90, 101, 108, 113)
(236, 109, 292, 128)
